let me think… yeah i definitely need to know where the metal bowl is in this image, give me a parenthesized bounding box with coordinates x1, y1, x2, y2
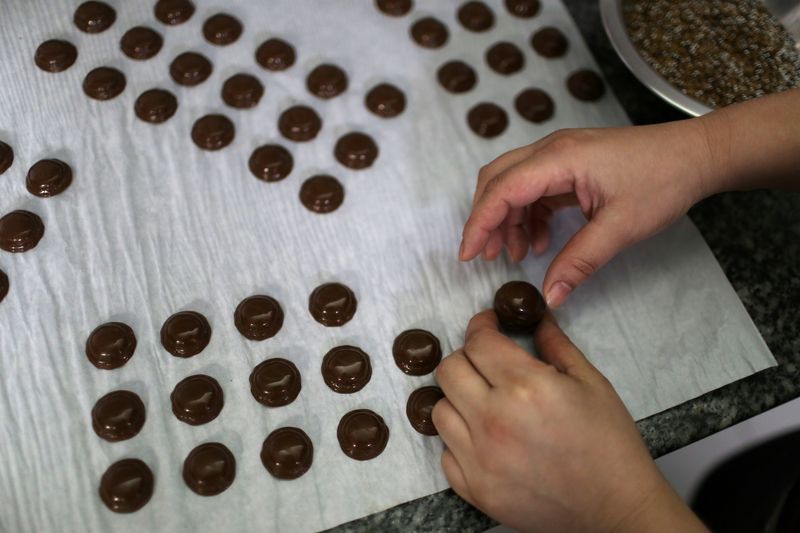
(599, 0, 714, 117)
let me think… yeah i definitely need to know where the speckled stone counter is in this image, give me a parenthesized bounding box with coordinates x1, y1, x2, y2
(330, 2, 800, 531)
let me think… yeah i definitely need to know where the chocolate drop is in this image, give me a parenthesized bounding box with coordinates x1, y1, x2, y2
(221, 73, 264, 109)
(0, 210, 45, 253)
(505, 0, 540, 18)
(182, 442, 235, 496)
(407, 386, 444, 435)
(531, 27, 569, 58)
(437, 60, 477, 93)
(171, 375, 224, 425)
(98, 459, 154, 513)
(155, 0, 195, 25)
(337, 409, 389, 461)
(170, 52, 212, 86)
(0, 270, 8, 303)
(120, 27, 163, 60)
(365, 83, 406, 118)
(515, 88, 554, 123)
(493, 280, 546, 331)
(160, 310, 212, 357)
(34, 40, 78, 73)
(92, 390, 146, 442)
(0, 141, 11, 175)
(83, 67, 126, 100)
(134, 89, 178, 124)
(203, 13, 242, 46)
(249, 358, 301, 407)
(567, 69, 606, 101)
(308, 282, 357, 327)
(26, 159, 72, 198)
(261, 427, 313, 480)
(234, 295, 284, 340)
(486, 41, 524, 75)
(334, 132, 379, 170)
(278, 105, 322, 142)
(467, 102, 508, 138)
(74, 1, 116, 34)
(191, 114, 235, 151)
(321, 345, 372, 393)
(392, 329, 442, 376)
(255, 38, 296, 71)
(249, 144, 293, 182)
(410, 17, 449, 48)
(458, 1, 494, 32)
(85, 321, 137, 369)
(376, 0, 413, 16)
(299, 175, 344, 214)
(306, 64, 348, 99)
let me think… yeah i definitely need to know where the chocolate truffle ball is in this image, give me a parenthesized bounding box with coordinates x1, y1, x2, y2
(74, 1, 116, 33)
(169, 52, 212, 86)
(306, 64, 348, 99)
(515, 88, 554, 123)
(85, 321, 137, 369)
(410, 17, 449, 48)
(255, 38, 296, 71)
(154, 0, 195, 25)
(160, 310, 212, 357)
(0, 270, 8, 303)
(365, 83, 406, 118)
(321, 345, 372, 393)
(83, 67, 126, 100)
(337, 409, 389, 461)
(182, 442, 235, 496)
(0, 210, 45, 253)
(0, 141, 11, 175)
(505, 0, 540, 18)
(234, 295, 284, 340)
(221, 73, 264, 109)
(278, 105, 322, 141)
(437, 60, 477, 93)
(392, 329, 442, 375)
(458, 1, 495, 32)
(120, 27, 163, 60)
(493, 280, 546, 331)
(202, 13, 242, 46)
(531, 27, 569, 58)
(98, 459, 154, 513)
(134, 89, 178, 124)
(308, 282, 357, 327)
(407, 386, 444, 435)
(91, 390, 146, 442)
(26, 159, 72, 198)
(191, 114, 235, 151)
(467, 102, 508, 138)
(171, 374, 224, 425)
(486, 41, 525, 75)
(376, 0, 413, 16)
(261, 427, 313, 480)
(299, 175, 344, 214)
(249, 358, 301, 407)
(34, 40, 78, 73)
(249, 144, 293, 182)
(334, 132, 379, 169)
(567, 69, 606, 101)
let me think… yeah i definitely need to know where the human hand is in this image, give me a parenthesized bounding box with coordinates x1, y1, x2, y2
(432, 310, 706, 532)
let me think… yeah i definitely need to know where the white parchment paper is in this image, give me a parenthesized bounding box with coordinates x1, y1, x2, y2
(0, 1, 775, 532)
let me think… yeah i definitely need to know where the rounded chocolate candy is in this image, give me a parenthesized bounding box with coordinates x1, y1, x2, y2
(74, 1, 116, 33)
(221, 73, 264, 109)
(182, 442, 235, 496)
(0, 269, 8, 303)
(278, 105, 322, 142)
(170, 52, 212, 86)
(486, 42, 524, 75)
(160, 310, 212, 357)
(85, 321, 137, 369)
(321, 345, 372, 393)
(249, 358, 301, 407)
(306, 64, 348, 99)
(458, 1, 494, 32)
(410, 17, 448, 48)
(34, 40, 78, 73)
(134, 89, 178, 124)
(505, 0, 540, 18)
(255, 38, 296, 71)
(467, 102, 508, 138)
(376, 0, 413, 16)
(334, 132, 378, 170)
(0, 141, 11, 175)
(392, 329, 442, 375)
(407, 386, 444, 435)
(92, 390, 146, 442)
(155, 0, 195, 25)
(26, 159, 72, 198)
(567, 69, 605, 101)
(191, 114, 235, 151)
(299, 175, 344, 214)
(261, 427, 313, 480)
(438, 61, 477, 93)
(515, 88, 554, 123)
(203, 13, 242, 46)
(98, 459, 154, 513)
(120, 27, 163, 60)
(171, 375, 223, 425)
(337, 409, 389, 461)
(365, 83, 406, 118)
(308, 282, 357, 327)
(249, 144, 293, 182)
(531, 27, 568, 58)
(0, 210, 45, 253)
(83, 67, 126, 100)
(234, 295, 284, 340)
(493, 280, 546, 331)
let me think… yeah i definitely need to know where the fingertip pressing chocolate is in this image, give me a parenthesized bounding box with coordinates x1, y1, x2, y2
(171, 375, 223, 425)
(221, 73, 264, 109)
(120, 27, 163, 60)
(169, 52, 212, 86)
(74, 1, 116, 33)
(0, 270, 8, 303)
(191, 114, 235, 151)
(135, 89, 178, 124)
(182, 442, 235, 496)
(234, 295, 284, 340)
(278, 105, 322, 141)
(255, 38, 296, 71)
(306, 64, 348, 99)
(567, 69, 606, 101)
(83, 67, 126, 100)
(0, 210, 45, 253)
(26, 159, 72, 198)
(486, 42, 524, 75)
(261, 427, 313, 480)
(376, 0, 413, 16)
(321, 345, 372, 393)
(160, 310, 212, 357)
(407, 386, 444, 435)
(92, 390, 146, 442)
(437, 60, 477, 93)
(365, 83, 406, 118)
(155, 0, 195, 25)
(531, 27, 569, 58)
(248, 144, 293, 182)
(515, 88, 554, 123)
(34, 40, 78, 73)
(505, 0, 540, 18)
(308, 282, 357, 327)
(334, 132, 378, 170)
(337, 409, 389, 461)
(99, 459, 154, 513)
(203, 13, 243, 46)
(410, 17, 449, 49)
(458, 1, 494, 32)
(0, 141, 13, 175)
(467, 102, 508, 138)
(299, 175, 344, 214)
(85, 322, 137, 369)
(493, 280, 546, 331)
(392, 329, 442, 375)
(249, 358, 301, 407)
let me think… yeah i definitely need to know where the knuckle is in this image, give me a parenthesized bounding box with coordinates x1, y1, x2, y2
(565, 255, 599, 279)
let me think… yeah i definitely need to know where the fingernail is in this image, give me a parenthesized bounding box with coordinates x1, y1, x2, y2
(546, 281, 572, 309)
(458, 239, 466, 261)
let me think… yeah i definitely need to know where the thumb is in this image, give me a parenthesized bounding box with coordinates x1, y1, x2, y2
(534, 313, 597, 379)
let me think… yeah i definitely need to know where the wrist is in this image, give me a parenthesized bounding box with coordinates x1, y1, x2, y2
(611, 477, 707, 533)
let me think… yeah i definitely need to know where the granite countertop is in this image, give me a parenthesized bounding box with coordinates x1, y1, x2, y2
(332, 2, 800, 531)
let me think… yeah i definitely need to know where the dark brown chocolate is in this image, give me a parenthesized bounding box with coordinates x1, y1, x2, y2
(365, 83, 406, 118)
(467, 102, 508, 138)
(437, 60, 477, 93)
(410, 17, 449, 48)
(74, 1, 116, 34)
(134, 89, 178, 124)
(34, 40, 78, 73)
(505, 0, 540, 18)
(0, 141, 13, 175)
(515, 88, 554, 123)
(458, 1, 494, 32)
(299, 175, 344, 214)
(98, 459, 153, 513)
(248, 144, 293, 182)
(249, 358, 301, 407)
(321, 345, 372, 393)
(337, 409, 389, 461)
(203, 13, 242, 46)
(306, 64, 348, 99)
(0, 210, 45, 253)
(182, 442, 235, 496)
(26, 159, 72, 198)
(261, 427, 313, 480)
(120, 27, 163, 60)
(160, 310, 212, 357)
(86, 321, 137, 370)
(170, 52, 212, 86)
(567, 69, 606, 101)
(92, 390, 146, 442)
(531, 27, 568, 58)
(255, 38, 296, 71)
(191, 114, 235, 151)
(486, 42, 524, 75)
(376, 0, 413, 16)
(0, 269, 8, 303)
(407, 386, 444, 435)
(493, 280, 546, 331)
(278, 105, 322, 141)
(171, 375, 223, 425)
(154, 0, 195, 25)
(221, 73, 264, 109)
(308, 282, 357, 327)
(83, 67, 126, 100)
(234, 295, 284, 340)
(392, 329, 442, 375)
(334, 132, 378, 170)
